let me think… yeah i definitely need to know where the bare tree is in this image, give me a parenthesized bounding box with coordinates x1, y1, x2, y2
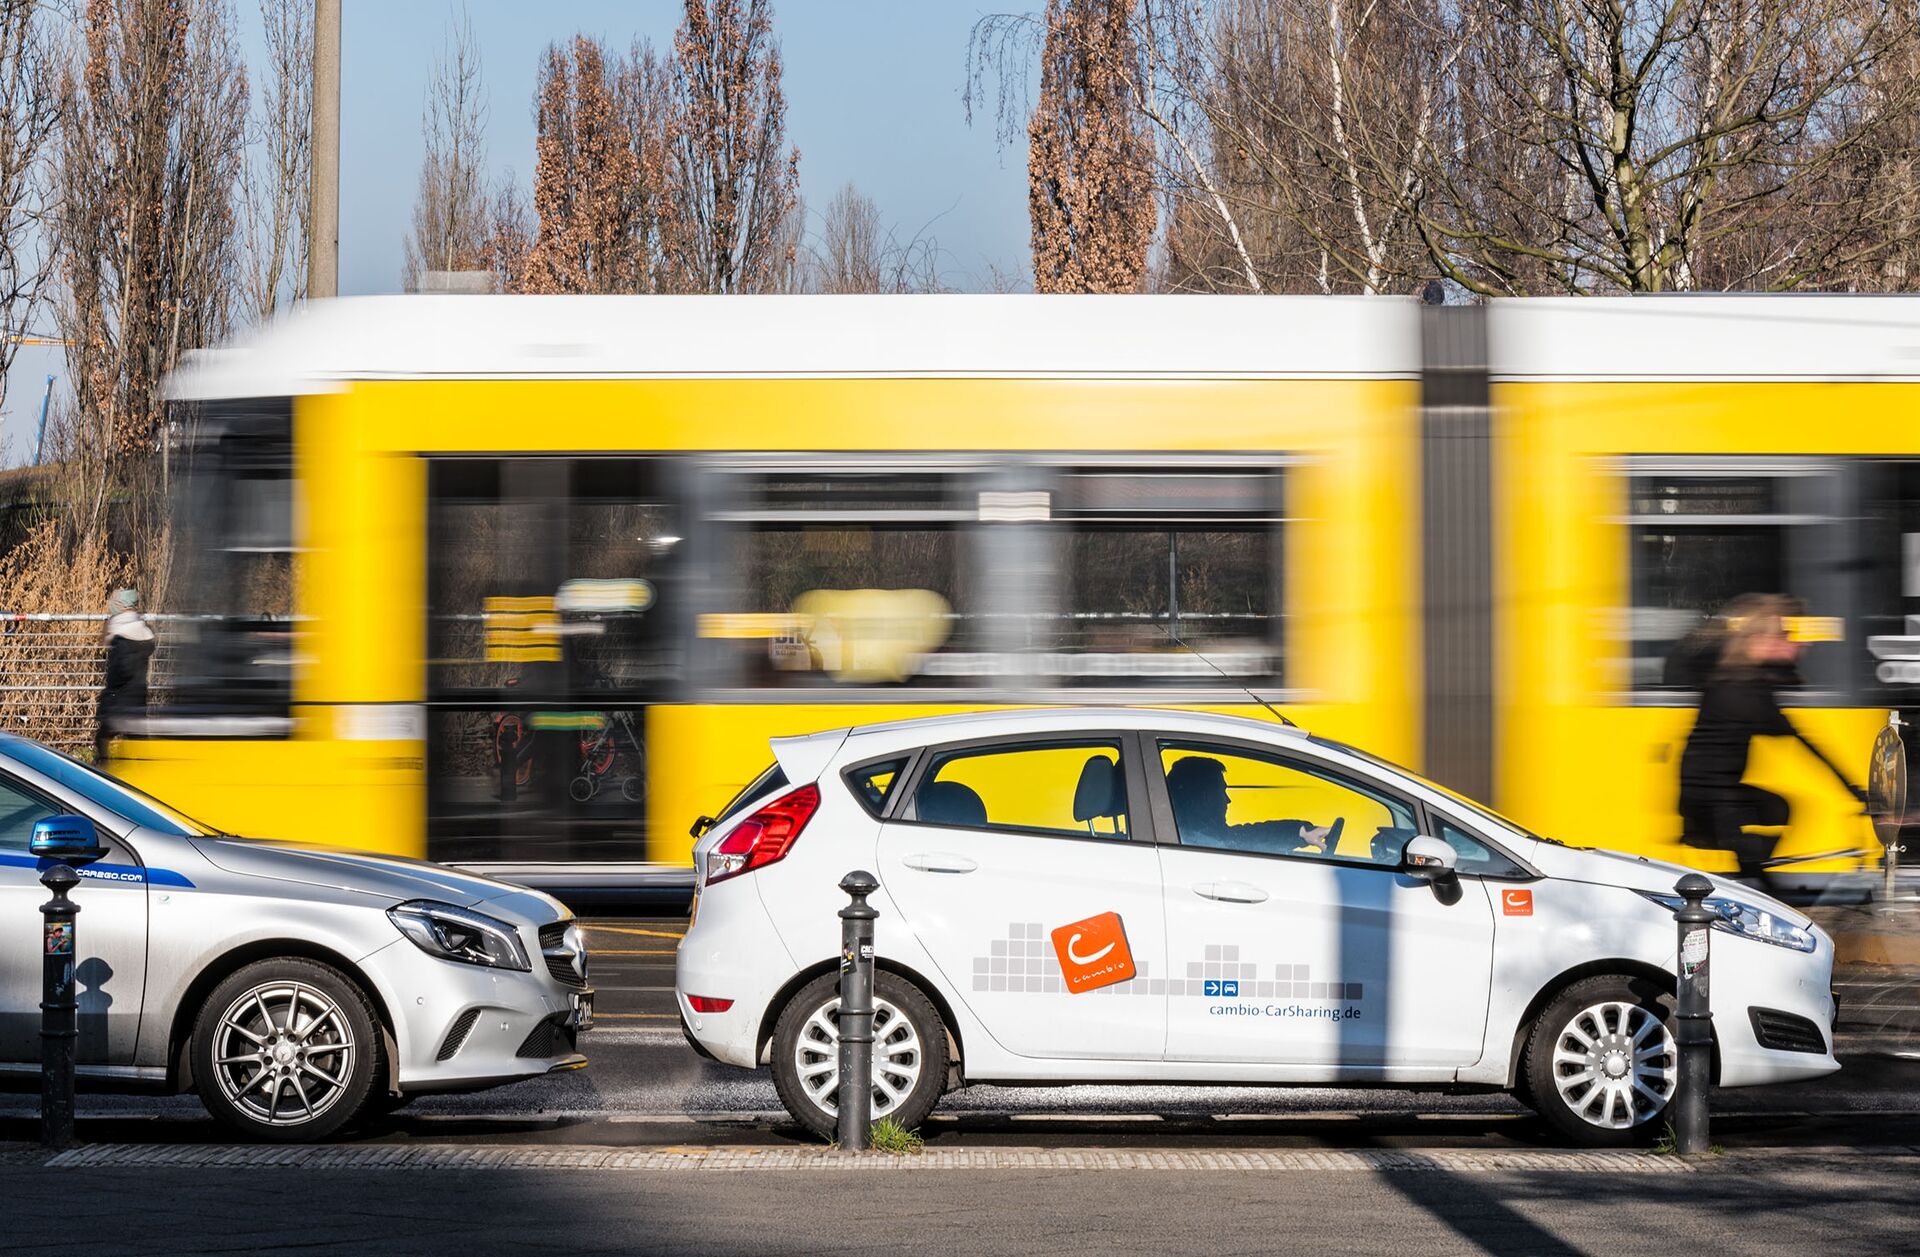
(403, 13, 491, 292)
(810, 183, 883, 293)
(0, 0, 57, 415)
(1413, 0, 1920, 294)
(1026, 0, 1156, 292)
(665, 0, 801, 294)
(52, 0, 248, 542)
(488, 172, 533, 294)
(240, 0, 310, 323)
(521, 36, 641, 295)
(805, 182, 946, 293)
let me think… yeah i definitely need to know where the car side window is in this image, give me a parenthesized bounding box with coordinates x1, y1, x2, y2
(845, 757, 910, 817)
(912, 741, 1128, 838)
(1435, 819, 1528, 878)
(1158, 740, 1415, 864)
(0, 775, 60, 853)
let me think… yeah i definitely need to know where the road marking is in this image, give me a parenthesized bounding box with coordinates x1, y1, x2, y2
(586, 925, 685, 940)
(1010, 1113, 1163, 1122)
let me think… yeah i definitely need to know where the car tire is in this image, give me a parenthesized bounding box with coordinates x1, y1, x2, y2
(1522, 973, 1678, 1148)
(770, 970, 949, 1140)
(192, 958, 382, 1143)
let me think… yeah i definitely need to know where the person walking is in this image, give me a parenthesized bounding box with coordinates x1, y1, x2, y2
(1677, 593, 1866, 886)
(95, 588, 154, 765)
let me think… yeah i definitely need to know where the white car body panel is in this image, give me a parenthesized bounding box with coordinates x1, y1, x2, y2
(679, 708, 1839, 1094)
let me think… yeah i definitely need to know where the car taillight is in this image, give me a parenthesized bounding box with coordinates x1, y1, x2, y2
(687, 995, 734, 1013)
(704, 783, 819, 885)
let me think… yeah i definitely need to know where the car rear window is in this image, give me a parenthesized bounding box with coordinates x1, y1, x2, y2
(715, 763, 788, 826)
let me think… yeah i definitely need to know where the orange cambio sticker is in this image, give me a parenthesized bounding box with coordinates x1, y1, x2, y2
(1050, 911, 1137, 993)
(1502, 889, 1533, 917)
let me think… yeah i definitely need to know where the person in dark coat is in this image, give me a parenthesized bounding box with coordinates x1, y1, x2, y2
(95, 588, 154, 765)
(1677, 593, 1865, 885)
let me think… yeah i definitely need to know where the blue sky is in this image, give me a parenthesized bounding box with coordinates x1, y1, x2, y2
(344, 0, 1031, 295)
(1, 1, 1036, 460)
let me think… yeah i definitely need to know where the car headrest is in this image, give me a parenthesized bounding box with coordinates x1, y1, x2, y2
(917, 780, 988, 828)
(1072, 756, 1122, 822)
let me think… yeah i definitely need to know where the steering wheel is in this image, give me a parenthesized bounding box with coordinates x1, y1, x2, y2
(1321, 815, 1345, 854)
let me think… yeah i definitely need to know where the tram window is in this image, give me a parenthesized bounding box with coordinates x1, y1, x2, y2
(707, 471, 978, 689)
(1053, 470, 1283, 687)
(427, 459, 683, 703)
(162, 399, 295, 728)
(1626, 470, 1843, 694)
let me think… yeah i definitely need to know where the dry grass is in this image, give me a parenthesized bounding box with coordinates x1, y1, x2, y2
(0, 517, 137, 751)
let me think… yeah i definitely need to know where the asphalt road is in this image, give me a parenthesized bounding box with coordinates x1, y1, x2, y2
(5, 917, 1919, 1153)
(4, 1154, 1918, 1257)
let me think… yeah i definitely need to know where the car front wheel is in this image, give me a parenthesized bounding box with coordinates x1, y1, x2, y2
(1522, 973, 1679, 1147)
(192, 958, 381, 1142)
(769, 970, 949, 1140)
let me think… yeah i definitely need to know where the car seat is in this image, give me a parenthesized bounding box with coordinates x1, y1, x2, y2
(1071, 755, 1126, 836)
(917, 779, 988, 828)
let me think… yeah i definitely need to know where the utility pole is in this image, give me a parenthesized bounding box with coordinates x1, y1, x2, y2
(309, 0, 341, 299)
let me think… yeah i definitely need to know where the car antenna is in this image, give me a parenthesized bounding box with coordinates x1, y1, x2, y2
(1155, 621, 1296, 727)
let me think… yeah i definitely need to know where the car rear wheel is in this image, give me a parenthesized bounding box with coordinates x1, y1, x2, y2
(769, 971, 948, 1140)
(192, 958, 381, 1142)
(1522, 974, 1678, 1147)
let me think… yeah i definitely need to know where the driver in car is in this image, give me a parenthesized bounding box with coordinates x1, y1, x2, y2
(1165, 756, 1333, 854)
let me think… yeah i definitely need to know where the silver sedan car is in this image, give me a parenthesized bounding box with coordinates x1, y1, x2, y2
(0, 734, 592, 1140)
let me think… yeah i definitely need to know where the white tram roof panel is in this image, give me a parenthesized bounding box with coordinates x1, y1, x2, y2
(169, 294, 1423, 399)
(1491, 294, 1920, 382)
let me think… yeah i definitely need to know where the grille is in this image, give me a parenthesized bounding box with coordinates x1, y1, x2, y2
(540, 922, 587, 988)
(516, 1013, 577, 1060)
(437, 1009, 481, 1062)
(1749, 1006, 1826, 1055)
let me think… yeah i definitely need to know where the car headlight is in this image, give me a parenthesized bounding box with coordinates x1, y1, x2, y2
(387, 900, 532, 971)
(1637, 891, 1816, 953)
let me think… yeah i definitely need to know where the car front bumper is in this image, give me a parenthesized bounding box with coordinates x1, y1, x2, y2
(359, 937, 592, 1092)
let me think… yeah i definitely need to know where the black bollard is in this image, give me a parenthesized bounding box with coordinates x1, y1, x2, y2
(836, 870, 878, 1152)
(1671, 872, 1715, 1158)
(40, 863, 81, 1151)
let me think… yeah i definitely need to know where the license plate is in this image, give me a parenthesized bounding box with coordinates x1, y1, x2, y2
(569, 989, 595, 1031)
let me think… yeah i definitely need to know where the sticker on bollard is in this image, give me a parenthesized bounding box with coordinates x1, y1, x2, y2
(44, 922, 72, 955)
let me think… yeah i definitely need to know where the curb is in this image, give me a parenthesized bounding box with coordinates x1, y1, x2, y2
(6, 1143, 1763, 1173)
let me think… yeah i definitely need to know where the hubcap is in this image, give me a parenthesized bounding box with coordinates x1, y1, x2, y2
(1551, 1000, 1676, 1129)
(211, 980, 357, 1127)
(793, 994, 923, 1121)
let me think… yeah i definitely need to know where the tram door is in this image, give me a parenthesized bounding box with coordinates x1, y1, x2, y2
(1861, 461, 1920, 858)
(423, 459, 685, 869)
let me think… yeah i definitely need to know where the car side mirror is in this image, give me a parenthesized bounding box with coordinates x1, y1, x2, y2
(30, 815, 105, 866)
(1400, 835, 1458, 880)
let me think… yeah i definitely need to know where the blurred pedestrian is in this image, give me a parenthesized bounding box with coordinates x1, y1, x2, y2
(1676, 593, 1866, 886)
(95, 588, 154, 765)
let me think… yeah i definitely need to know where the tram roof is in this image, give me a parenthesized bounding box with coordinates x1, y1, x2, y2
(168, 294, 1423, 399)
(1490, 293, 1920, 381)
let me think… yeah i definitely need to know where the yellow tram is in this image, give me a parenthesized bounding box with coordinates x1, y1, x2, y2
(115, 294, 1906, 893)
(126, 295, 1423, 890)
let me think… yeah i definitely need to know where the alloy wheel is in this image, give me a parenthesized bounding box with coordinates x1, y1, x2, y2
(210, 979, 359, 1127)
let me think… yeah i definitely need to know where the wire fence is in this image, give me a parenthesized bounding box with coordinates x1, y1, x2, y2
(0, 613, 180, 756)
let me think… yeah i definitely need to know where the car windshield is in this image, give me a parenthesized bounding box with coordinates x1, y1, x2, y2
(1305, 734, 1559, 846)
(1, 739, 217, 838)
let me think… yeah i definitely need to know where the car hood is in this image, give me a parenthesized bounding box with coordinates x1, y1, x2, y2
(189, 836, 521, 907)
(1525, 840, 1812, 926)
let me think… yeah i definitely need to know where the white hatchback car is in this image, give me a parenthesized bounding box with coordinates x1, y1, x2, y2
(676, 709, 1838, 1146)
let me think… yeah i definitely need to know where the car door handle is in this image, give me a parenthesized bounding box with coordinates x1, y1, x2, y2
(1193, 881, 1269, 904)
(902, 853, 978, 874)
